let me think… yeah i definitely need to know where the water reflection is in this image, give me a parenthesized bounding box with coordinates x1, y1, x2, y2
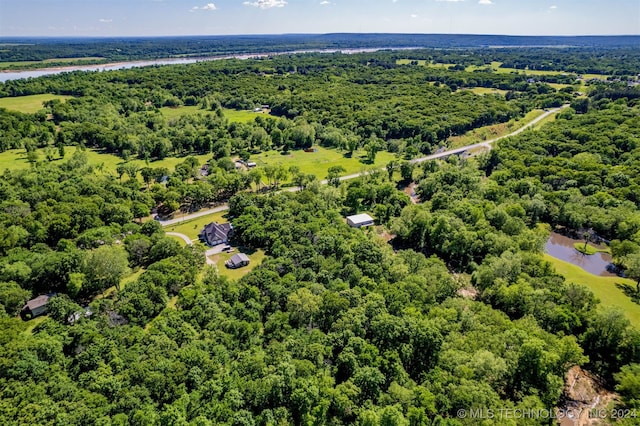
(545, 232, 616, 277)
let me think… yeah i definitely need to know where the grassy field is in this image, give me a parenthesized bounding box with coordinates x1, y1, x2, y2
(0, 146, 211, 178)
(544, 254, 640, 325)
(0, 94, 73, 114)
(460, 87, 508, 96)
(160, 106, 271, 123)
(166, 211, 229, 241)
(448, 109, 545, 149)
(251, 146, 396, 182)
(210, 249, 266, 281)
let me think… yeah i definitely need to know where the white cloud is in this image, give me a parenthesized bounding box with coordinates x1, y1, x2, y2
(98, 18, 112, 23)
(244, 0, 287, 8)
(478, 0, 493, 4)
(549, 5, 557, 9)
(411, 14, 418, 18)
(436, 0, 465, 2)
(320, 0, 330, 4)
(202, 3, 216, 10)
(191, 3, 216, 12)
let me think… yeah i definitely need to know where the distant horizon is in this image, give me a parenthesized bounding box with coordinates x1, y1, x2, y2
(1, 32, 639, 41)
(1, 0, 638, 38)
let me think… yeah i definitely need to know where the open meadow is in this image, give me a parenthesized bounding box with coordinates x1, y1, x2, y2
(251, 146, 396, 183)
(0, 94, 73, 114)
(160, 106, 271, 123)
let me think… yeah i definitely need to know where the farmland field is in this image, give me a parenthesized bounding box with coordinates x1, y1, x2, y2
(0, 94, 73, 113)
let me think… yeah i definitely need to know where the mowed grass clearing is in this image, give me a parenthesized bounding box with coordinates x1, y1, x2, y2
(544, 254, 640, 325)
(459, 87, 508, 96)
(211, 249, 266, 281)
(252, 146, 396, 182)
(160, 106, 272, 123)
(0, 94, 73, 114)
(166, 211, 229, 241)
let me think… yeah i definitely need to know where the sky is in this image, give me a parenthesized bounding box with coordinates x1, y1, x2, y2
(0, 0, 638, 37)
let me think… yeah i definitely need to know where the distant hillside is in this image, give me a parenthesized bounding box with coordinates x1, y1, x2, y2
(1, 33, 639, 63)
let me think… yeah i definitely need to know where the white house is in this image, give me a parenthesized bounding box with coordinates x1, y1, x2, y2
(346, 213, 375, 228)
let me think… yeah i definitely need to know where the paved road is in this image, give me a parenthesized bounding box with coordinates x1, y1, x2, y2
(160, 105, 567, 225)
(165, 232, 216, 265)
(159, 204, 230, 226)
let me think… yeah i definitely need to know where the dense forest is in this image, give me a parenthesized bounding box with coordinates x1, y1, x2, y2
(1, 46, 640, 425)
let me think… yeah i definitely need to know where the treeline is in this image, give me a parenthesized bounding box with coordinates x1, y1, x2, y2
(1, 34, 639, 64)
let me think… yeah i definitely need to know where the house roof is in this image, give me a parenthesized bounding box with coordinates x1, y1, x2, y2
(200, 222, 232, 243)
(229, 253, 250, 265)
(346, 213, 374, 225)
(24, 295, 50, 311)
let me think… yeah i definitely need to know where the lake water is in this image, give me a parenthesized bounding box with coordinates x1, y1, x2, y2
(545, 232, 616, 277)
(0, 47, 418, 82)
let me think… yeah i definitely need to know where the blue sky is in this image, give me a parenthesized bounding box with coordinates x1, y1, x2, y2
(0, 0, 638, 37)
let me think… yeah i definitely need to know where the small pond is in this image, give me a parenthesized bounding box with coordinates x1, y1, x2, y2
(545, 232, 616, 277)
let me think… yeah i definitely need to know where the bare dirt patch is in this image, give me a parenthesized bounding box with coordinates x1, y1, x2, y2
(557, 366, 620, 426)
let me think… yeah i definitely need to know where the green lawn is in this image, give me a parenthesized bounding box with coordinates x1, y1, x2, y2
(160, 106, 272, 123)
(544, 254, 640, 325)
(0, 94, 73, 114)
(211, 249, 266, 281)
(224, 109, 272, 123)
(166, 211, 229, 241)
(251, 146, 397, 183)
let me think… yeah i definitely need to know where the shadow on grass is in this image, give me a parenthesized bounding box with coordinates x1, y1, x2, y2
(615, 283, 640, 305)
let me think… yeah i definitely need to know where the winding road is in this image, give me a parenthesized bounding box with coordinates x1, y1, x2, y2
(159, 105, 568, 226)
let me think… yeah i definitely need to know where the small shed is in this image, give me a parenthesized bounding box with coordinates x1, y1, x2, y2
(346, 213, 375, 228)
(246, 162, 257, 168)
(226, 253, 250, 269)
(21, 294, 52, 320)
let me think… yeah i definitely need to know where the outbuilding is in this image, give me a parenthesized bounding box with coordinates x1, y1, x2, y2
(20, 294, 53, 320)
(346, 213, 375, 228)
(225, 253, 250, 269)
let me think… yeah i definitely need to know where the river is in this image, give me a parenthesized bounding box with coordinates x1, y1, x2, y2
(0, 47, 418, 83)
